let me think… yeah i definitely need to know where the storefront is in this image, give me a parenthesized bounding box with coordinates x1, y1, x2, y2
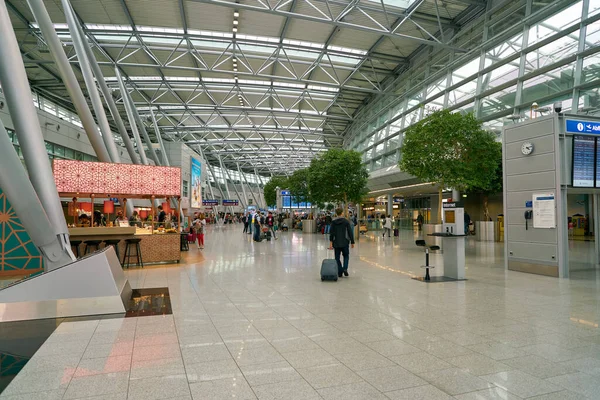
(53, 160, 184, 265)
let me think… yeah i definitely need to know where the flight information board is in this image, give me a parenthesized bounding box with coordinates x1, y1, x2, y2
(572, 135, 595, 187)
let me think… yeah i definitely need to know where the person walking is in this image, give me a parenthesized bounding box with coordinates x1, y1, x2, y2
(194, 218, 205, 250)
(253, 212, 263, 242)
(265, 211, 278, 240)
(329, 208, 355, 277)
(324, 213, 333, 235)
(464, 211, 471, 235)
(242, 213, 249, 233)
(416, 213, 424, 231)
(383, 215, 393, 238)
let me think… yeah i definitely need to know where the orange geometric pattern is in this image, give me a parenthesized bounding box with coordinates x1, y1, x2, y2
(53, 160, 181, 197)
(0, 189, 43, 276)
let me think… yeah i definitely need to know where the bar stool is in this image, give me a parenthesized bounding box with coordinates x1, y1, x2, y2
(84, 240, 102, 255)
(416, 240, 440, 281)
(70, 240, 82, 258)
(103, 239, 121, 257)
(122, 238, 143, 269)
(180, 233, 189, 251)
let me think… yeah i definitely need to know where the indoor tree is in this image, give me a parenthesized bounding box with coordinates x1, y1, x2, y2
(286, 168, 311, 208)
(263, 176, 289, 208)
(467, 141, 503, 221)
(399, 109, 500, 223)
(308, 148, 369, 215)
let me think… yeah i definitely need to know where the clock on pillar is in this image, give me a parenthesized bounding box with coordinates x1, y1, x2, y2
(521, 142, 534, 155)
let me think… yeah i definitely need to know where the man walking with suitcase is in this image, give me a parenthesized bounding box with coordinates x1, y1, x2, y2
(329, 208, 355, 277)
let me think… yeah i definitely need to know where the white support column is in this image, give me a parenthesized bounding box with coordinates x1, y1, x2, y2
(387, 193, 393, 216)
(62, 0, 119, 162)
(238, 164, 249, 209)
(150, 108, 170, 166)
(26, 0, 110, 162)
(115, 68, 148, 165)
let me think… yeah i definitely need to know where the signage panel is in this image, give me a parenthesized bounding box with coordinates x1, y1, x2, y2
(222, 200, 239, 206)
(566, 119, 600, 134)
(190, 158, 202, 208)
(202, 200, 219, 206)
(533, 193, 556, 229)
(572, 135, 595, 188)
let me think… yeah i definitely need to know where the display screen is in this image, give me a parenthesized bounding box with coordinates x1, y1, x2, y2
(572, 135, 595, 188)
(190, 158, 202, 208)
(596, 138, 600, 188)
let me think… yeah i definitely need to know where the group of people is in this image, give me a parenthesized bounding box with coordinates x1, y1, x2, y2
(241, 211, 281, 242)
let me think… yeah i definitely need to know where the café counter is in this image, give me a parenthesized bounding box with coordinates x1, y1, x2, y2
(69, 227, 181, 264)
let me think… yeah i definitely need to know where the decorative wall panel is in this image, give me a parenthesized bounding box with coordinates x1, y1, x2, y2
(53, 160, 181, 197)
(0, 189, 43, 276)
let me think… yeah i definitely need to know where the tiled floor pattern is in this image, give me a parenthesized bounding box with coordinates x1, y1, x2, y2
(1, 225, 600, 399)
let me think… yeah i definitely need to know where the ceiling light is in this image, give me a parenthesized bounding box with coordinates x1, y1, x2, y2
(233, 20, 238, 25)
(234, 11, 239, 18)
(232, 27, 237, 33)
(233, 67, 238, 72)
(232, 58, 237, 62)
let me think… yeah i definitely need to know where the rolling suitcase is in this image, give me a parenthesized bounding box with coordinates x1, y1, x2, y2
(394, 228, 399, 237)
(320, 258, 338, 282)
(266, 230, 272, 241)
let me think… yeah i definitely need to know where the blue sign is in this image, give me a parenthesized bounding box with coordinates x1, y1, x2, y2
(202, 199, 219, 206)
(222, 200, 239, 206)
(566, 119, 600, 134)
(191, 158, 202, 208)
(281, 190, 290, 195)
(525, 201, 533, 208)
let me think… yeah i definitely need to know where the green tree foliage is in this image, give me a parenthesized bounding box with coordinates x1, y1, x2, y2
(308, 148, 369, 208)
(399, 110, 500, 221)
(287, 168, 311, 204)
(263, 176, 288, 207)
(467, 141, 503, 220)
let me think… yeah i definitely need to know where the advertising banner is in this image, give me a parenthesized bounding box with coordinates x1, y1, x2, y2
(191, 158, 202, 208)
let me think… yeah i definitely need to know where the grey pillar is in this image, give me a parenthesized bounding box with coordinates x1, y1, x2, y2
(387, 193, 393, 216)
(0, 119, 75, 270)
(26, 0, 110, 162)
(452, 189, 460, 202)
(218, 156, 233, 214)
(121, 86, 161, 166)
(238, 164, 248, 209)
(69, 5, 138, 164)
(223, 167, 246, 209)
(115, 68, 148, 164)
(62, 0, 120, 162)
(149, 108, 169, 166)
(0, 2, 71, 245)
(240, 166, 260, 208)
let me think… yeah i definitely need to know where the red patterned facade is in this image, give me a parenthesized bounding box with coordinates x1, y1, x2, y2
(53, 160, 181, 197)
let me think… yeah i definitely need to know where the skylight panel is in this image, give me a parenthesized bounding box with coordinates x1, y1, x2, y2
(237, 33, 280, 43)
(137, 26, 184, 34)
(327, 45, 367, 55)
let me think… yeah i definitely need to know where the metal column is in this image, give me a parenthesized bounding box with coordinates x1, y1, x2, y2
(240, 168, 261, 209)
(0, 3, 74, 270)
(149, 108, 170, 166)
(223, 167, 246, 210)
(115, 68, 148, 164)
(62, 0, 119, 162)
(121, 85, 161, 166)
(68, 4, 138, 164)
(0, 119, 75, 270)
(238, 164, 249, 209)
(387, 193, 393, 216)
(26, 0, 110, 162)
(218, 156, 234, 214)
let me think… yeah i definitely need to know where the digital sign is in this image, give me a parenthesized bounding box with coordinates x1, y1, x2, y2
(222, 200, 239, 206)
(202, 200, 219, 206)
(191, 158, 202, 208)
(572, 135, 595, 188)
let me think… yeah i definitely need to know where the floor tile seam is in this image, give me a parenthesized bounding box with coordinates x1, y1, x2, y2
(121, 318, 139, 400)
(183, 270, 263, 400)
(58, 319, 105, 400)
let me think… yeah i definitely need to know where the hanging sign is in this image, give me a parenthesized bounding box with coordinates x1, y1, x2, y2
(222, 200, 239, 206)
(565, 119, 600, 134)
(202, 200, 219, 206)
(532, 193, 556, 229)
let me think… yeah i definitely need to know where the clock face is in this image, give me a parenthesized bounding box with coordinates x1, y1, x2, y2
(521, 142, 534, 155)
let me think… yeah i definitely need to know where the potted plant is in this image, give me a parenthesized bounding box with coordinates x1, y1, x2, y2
(399, 109, 500, 239)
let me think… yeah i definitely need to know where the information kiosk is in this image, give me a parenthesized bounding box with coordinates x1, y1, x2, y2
(502, 113, 600, 278)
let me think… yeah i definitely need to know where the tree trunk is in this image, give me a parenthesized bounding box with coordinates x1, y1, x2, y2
(483, 194, 490, 221)
(438, 187, 443, 224)
(344, 193, 348, 218)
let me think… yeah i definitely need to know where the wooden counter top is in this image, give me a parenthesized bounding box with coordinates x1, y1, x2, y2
(69, 227, 136, 236)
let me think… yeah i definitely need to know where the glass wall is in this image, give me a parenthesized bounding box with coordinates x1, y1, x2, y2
(345, 0, 600, 173)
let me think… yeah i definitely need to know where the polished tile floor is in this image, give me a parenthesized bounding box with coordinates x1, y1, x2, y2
(2, 224, 600, 399)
